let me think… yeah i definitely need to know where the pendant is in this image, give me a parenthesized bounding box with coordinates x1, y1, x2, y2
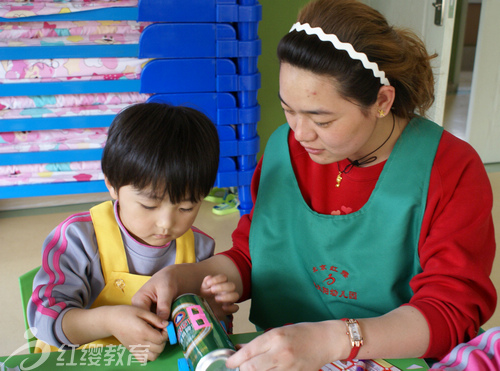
(336, 171, 342, 187)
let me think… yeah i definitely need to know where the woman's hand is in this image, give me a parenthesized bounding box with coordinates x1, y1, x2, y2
(226, 307, 430, 369)
(226, 321, 348, 371)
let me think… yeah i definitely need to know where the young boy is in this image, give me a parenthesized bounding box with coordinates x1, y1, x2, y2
(27, 103, 221, 361)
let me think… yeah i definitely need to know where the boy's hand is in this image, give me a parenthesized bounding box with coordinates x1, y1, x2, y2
(132, 256, 244, 324)
(200, 274, 240, 322)
(132, 266, 178, 321)
(106, 305, 169, 362)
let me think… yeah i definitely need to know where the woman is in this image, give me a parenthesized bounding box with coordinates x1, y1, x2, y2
(132, 0, 496, 369)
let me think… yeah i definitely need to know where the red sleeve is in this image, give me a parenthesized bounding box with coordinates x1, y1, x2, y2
(407, 131, 497, 359)
(217, 159, 263, 302)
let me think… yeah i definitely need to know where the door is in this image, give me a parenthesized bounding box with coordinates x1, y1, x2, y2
(465, 0, 500, 164)
(360, 0, 457, 126)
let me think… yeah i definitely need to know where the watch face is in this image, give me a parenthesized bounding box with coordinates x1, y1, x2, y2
(348, 323, 362, 341)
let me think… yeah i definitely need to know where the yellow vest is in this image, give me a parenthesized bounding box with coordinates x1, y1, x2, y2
(35, 200, 196, 352)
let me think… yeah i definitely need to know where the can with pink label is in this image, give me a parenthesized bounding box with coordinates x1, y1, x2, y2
(172, 293, 238, 371)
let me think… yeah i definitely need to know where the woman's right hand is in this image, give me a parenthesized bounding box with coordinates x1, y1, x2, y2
(226, 321, 346, 371)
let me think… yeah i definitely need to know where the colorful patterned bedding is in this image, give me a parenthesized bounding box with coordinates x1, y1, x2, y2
(0, 92, 151, 186)
(0, 20, 150, 47)
(0, 160, 103, 186)
(0, 57, 150, 83)
(0, 127, 108, 153)
(0, 92, 150, 119)
(0, 0, 138, 19)
(0, 5, 150, 190)
(0, 127, 107, 186)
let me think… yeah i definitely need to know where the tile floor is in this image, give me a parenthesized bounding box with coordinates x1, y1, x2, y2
(443, 71, 473, 141)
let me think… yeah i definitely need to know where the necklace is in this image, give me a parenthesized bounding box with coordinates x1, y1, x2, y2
(335, 113, 396, 187)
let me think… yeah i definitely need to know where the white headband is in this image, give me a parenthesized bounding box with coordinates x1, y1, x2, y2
(289, 22, 390, 86)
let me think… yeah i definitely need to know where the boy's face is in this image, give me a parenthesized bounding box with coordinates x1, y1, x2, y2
(107, 184, 202, 247)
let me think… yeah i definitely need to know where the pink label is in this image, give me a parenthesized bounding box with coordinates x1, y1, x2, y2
(186, 304, 211, 330)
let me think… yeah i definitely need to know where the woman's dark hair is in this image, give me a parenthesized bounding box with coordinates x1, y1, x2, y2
(277, 0, 436, 120)
(102, 102, 219, 204)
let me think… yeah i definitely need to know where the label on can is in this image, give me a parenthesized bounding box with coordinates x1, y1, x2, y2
(172, 294, 237, 371)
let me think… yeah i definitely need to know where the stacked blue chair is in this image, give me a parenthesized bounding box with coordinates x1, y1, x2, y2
(0, 0, 261, 215)
(139, 0, 262, 215)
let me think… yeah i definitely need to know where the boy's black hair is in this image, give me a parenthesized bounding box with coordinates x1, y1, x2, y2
(102, 102, 220, 204)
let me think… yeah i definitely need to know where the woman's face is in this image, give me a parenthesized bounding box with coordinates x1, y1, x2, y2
(279, 63, 379, 165)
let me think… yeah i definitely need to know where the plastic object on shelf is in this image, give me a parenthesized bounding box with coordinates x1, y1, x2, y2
(147, 93, 260, 137)
(215, 157, 255, 215)
(218, 126, 259, 170)
(139, 23, 261, 65)
(138, 0, 261, 27)
(140, 59, 260, 95)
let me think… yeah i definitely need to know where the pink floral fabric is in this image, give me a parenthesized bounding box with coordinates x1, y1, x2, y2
(0, 5, 151, 189)
(0, 20, 150, 47)
(0, 0, 138, 19)
(0, 127, 108, 153)
(0, 92, 150, 119)
(0, 160, 103, 186)
(0, 57, 150, 83)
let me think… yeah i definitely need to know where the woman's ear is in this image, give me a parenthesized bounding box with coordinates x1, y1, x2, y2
(104, 177, 118, 200)
(375, 85, 396, 118)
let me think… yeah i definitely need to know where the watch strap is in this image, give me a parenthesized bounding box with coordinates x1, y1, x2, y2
(341, 318, 363, 361)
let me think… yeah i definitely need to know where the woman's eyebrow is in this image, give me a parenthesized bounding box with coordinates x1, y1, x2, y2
(278, 92, 288, 105)
(278, 92, 334, 116)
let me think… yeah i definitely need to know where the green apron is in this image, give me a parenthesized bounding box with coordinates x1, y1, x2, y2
(249, 117, 443, 330)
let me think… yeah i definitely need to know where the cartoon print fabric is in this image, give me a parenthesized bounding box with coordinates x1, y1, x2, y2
(0, 20, 150, 47)
(0, 16, 152, 188)
(0, 92, 150, 119)
(0, 1, 139, 19)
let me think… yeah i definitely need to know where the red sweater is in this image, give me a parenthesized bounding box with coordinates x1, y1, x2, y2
(220, 129, 497, 359)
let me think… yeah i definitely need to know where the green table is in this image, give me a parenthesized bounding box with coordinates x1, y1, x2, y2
(0, 332, 429, 370)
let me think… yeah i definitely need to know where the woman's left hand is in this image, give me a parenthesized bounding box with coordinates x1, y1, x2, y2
(226, 321, 347, 371)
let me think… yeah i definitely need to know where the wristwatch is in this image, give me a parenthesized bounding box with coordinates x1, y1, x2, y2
(342, 318, 363, 361)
